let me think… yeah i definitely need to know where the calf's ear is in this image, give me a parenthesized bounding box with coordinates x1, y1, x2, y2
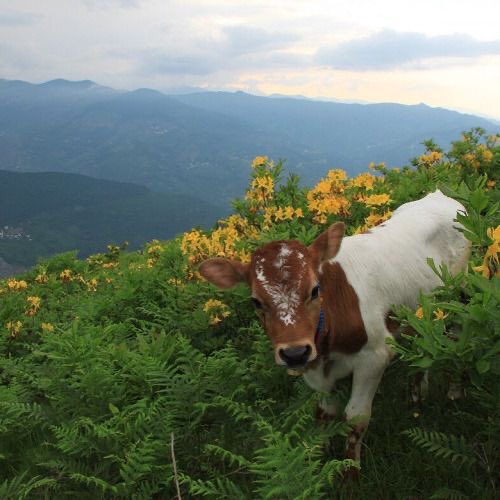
(199, 258, 249, 289)
(309, 222, 345, 264)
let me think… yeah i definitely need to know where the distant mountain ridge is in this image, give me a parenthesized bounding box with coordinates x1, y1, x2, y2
(0, 78, 497, 208)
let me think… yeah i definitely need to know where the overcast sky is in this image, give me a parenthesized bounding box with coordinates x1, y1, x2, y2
(1, 0, 500, 119)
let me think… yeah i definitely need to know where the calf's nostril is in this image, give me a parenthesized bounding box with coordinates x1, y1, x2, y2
(279, 345, 312, 366)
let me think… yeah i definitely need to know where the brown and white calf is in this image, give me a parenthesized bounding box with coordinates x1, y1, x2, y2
(199, 190, 470, 472)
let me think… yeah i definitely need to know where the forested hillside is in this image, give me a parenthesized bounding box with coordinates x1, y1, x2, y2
(0, 170, 223, 269)
(0, 130, 498, 499)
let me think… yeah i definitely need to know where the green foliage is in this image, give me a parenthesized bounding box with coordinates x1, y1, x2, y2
(0, 170, 223, 268)
(403, 428, 476, 467)
(0, 130, 499, 498)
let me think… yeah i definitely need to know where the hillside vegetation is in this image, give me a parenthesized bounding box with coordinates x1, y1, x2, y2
(0, 129, 498, 499)
(0, 170, 223, 268)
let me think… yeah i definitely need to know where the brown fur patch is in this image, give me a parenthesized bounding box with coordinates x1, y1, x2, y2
(320, 262, 368, 354)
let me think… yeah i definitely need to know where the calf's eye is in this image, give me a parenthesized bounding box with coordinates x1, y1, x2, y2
(311, 285, 320, 300)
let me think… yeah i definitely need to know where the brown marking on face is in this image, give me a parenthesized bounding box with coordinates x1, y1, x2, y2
(320, 262, 368, 354)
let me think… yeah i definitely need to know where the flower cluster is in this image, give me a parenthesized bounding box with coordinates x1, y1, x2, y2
(245, 157, 276, 207)
(5, 320, 23, 338)
(41, 322, 55, 333)
(463, 144, 494, 170)
(203, 299, 231, 325)
(60, 269, 73, 282)
(348, 172, 378, 191)
(181, 215, 253, 266)
(146, 240, 164, 268)
(25, 296, 41, 317)
(361, 193, 392, 207)
(262, 206, 303, 227)
(354, 210, 393, 234)
(7, 279, 28, 291)
(307, 169, 351, 224)
(418, 151, 443, 166)
(473, 226, 500, 279)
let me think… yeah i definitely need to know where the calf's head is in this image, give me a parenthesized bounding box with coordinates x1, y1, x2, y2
(199, 222, 344, 369)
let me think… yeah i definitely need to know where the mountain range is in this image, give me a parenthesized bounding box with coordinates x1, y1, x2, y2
(1, 78, 497, 207)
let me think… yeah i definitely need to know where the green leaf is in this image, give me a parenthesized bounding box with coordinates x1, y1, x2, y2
(475, 359, 490, 374)
(413, 357, 433, 369)
(108, 403, 120, 415)
(469, 189, 489, 213)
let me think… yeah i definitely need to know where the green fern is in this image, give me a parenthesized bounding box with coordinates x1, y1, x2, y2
(403, 428, 477, 467)
(179, 473, 247, 499)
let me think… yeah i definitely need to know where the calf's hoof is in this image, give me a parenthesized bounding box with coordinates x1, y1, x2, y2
(343, 464, 361, 482)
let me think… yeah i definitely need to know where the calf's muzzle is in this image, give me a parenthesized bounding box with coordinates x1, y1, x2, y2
(279, 344, 312, 368)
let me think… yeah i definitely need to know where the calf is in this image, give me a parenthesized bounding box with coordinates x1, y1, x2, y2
(199, 190, 470, 473)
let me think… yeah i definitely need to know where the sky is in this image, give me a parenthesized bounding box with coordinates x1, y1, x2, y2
(1, 0, 500, 119)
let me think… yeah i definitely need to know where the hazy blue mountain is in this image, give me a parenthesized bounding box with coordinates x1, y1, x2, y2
(0, 170, 224, 269)
(0, 79, 497, 207)
(175, 91, 496, 169)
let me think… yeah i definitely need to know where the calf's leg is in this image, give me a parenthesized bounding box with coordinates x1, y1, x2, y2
(344, 352, 389, 477)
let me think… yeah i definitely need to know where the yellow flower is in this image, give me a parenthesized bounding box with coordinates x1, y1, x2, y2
(295, 208, 304, 218)
(474, 226, 500, 278)
(41, 322, 55, 332)
(433, 309, 448, 321)
(87, 279, 98, 292)
(364, 210, 392, 228)
(238, 248, 252, 263)
(415, 307, 424, 319)
(167, 278, 184, 286)
(6, 320, 23, 337)
(252, 156, 268, 168)
(203, 299, 231, 325)
(274, 207, 285, 221)
(284, 206, 295, 220)
(418, 151, 443, 166)
(463, 152, 480, 169)
(487, 180, 496, 189)
(307, 170, 351, 222)
(102, 262, 118, 269)
(147, 243, 163, 255)
(60, 269, 73, 282)
(35, 273, 49, 284)
(25, 296, 41, 316)
(26, 296, 41, 307)
(7, 279, 28, 291)
(203, 299, 225, 312)
(349, 172, 378, 191)
(362, 194, 391, 207)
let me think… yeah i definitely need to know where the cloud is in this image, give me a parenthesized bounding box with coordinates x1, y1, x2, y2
(136, 51, 218, 76)
(0, 10, 40, 26)
(125, 25, 304, 77)
(82, 0, 139, 9)
(222, 25, 300, 56)
(317, 30, 500, 70)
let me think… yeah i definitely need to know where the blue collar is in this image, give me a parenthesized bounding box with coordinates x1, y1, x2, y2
(315, 307, 325, 346)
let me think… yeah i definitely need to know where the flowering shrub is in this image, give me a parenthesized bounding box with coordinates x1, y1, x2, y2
(0, 130, 498, 499)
